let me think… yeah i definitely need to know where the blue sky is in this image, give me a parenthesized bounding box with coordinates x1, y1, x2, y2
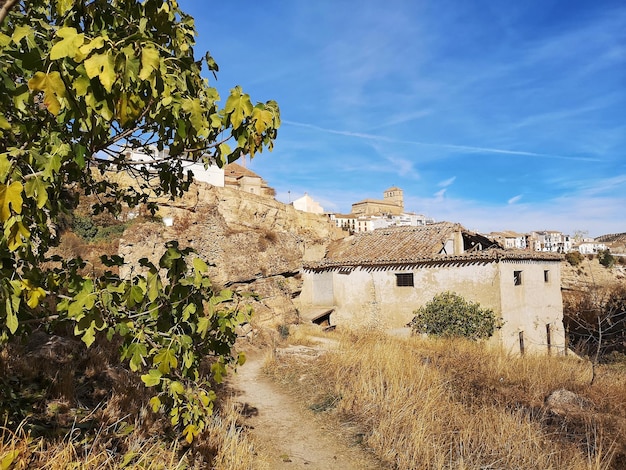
(179, 0, 625, 238)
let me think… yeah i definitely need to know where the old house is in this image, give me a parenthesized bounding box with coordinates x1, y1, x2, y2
(299, 222, 565, 354)
(223, 162, 275, 197)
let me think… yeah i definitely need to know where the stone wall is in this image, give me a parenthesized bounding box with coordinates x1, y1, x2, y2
(119, 183, 345, 325)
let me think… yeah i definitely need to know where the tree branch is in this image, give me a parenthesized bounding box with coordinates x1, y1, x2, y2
(0, 0, 19, 26)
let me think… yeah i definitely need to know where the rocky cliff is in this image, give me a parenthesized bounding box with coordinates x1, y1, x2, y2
(119, 183, 345, 325)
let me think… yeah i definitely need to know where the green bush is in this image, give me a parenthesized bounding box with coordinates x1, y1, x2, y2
(565, 251, 584, 266)
(598, 249, 615, 268)
(411, 292, 502, 340)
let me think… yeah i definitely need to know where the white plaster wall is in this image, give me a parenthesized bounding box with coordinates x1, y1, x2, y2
(318, 263, 502, 329)
(498, 260, 565, 354)
(183, 162, 225, 187)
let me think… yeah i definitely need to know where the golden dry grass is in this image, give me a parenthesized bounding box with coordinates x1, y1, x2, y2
(0, 400, 264, 469)
(266, 329, 626, 470)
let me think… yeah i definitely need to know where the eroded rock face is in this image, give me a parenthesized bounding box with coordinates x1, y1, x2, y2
(119, 183, 345, 325)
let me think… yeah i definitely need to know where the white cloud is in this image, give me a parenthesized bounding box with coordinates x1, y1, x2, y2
(507, 195, 522, 204)
(438, 176, 456, 187)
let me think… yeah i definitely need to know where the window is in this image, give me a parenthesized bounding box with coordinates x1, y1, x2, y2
(546, 324, 551, 354)
(395, 273, 414, 287)
(544, 270, 550, 283)
(519, 331, 525, 355)
(514, 270, 523, 286)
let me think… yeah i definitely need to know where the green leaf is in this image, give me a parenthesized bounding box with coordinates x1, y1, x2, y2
(24, 177, 49, 209)
(149, 396, 161, 413)
(224, 86, 253, 129)
(0, 181, 23, 222)
(139, 46, 160, 81)
(128, 343, 148, 371)
(154, 348, 177, 374)
(5, 294, 20, 334)
(122, 46, 140, 86)
(182, 98, 205, 131)
(169, 381, 184, 395)
(50, 27, 85, 60)
(146, 270, 161, 302)
(84, 52, 116, 92)
(141, 369, 162, 387)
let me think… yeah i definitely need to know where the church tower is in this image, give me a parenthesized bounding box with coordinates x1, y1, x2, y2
(383, 186, 404, 210)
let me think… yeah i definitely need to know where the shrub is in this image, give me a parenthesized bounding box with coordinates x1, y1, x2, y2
(598, 249, 616, 268)
(410, 292, 502, 340)
(565, 251, 584, 266)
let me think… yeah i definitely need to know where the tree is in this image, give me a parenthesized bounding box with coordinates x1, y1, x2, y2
(0, 0, 279, 441)
(565, 250, 584, 266)
(598, 249, 615, 268)
(563, 284, 626, 384)
(410, 292, 502, 340)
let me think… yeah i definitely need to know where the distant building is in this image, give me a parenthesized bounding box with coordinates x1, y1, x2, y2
(574, 239, 608, 255)
(125, 147, 225, 187)
(489, 231, 527, 250)
(351, 186, 404, 216)
(292, 193, 324, 214)
(529, 231, 571, 253)
(223, 162, 275, 197)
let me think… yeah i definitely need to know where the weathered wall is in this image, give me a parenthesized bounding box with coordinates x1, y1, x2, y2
(299, 259, 566, 353)
(300, 262, 502, 328)
(119, 183, 345, 325)
(498, 260, 565, 354)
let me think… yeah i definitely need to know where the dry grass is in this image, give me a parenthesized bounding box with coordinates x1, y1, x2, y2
(266, 329, 626, 469)
(0, 401, 263, 469)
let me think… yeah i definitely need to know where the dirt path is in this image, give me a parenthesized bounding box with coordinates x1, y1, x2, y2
(229, 347, 383, 469)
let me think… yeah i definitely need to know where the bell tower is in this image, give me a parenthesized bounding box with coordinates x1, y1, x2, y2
(384, 186, 404, 210)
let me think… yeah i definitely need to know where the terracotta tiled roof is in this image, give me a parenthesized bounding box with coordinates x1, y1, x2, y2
(224, 162, 261, 179)
(305, 222, 562, 270)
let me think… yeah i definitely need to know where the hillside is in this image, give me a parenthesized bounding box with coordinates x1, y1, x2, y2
(119, 182, 345, 325)
(561, 256, 626, 291)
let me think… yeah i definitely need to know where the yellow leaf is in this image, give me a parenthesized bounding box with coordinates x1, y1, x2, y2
(0, 181, 23, 222)
(84, 52, 116, 92)
(139, 46, 160, 81)
(76, 36, 105, 61)
(1, 449, 20, 470)
(28, 72, 66, 115)
(183, 424, 198, 443)
(56, 0, 75, 16)
(50, 26, 84, 60)
(5, 219, 30, 251)
(11, 25, 31, 44)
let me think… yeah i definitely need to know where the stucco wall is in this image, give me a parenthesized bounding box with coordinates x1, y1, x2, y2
(300, 259, 565, 354)
(497, 260, 565, 354)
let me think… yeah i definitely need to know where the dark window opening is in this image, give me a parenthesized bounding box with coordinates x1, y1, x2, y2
(519, 331, 525, 355)
(514, 270, 523, 286)
(544, 270, 550, 283)
(546, 324, 551, 354)
(395, 273, 414, 287)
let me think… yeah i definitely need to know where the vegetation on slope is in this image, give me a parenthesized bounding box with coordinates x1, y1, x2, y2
(267, 329, 626, 469)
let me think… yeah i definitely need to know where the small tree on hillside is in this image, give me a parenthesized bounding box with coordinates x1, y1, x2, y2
(565, 251, 584, 267)
(410, 292, 502, 340)
(598, 249, 615, 268)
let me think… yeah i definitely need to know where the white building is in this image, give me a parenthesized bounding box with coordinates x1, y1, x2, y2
(292, 193, 324, 214)
(125, 147, 224, 187)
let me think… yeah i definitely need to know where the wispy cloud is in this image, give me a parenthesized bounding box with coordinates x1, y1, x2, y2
(438, 176, 456, 187)
(283, 120, 600, 162)
(508, 195, 522, 205)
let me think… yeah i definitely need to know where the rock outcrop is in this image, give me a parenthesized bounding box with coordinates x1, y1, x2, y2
(119, 183, 345, 325)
